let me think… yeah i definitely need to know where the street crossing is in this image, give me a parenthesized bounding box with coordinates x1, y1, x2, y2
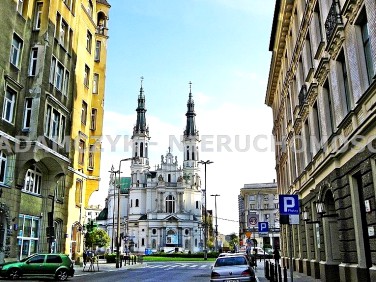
(143, 263, 213, 270)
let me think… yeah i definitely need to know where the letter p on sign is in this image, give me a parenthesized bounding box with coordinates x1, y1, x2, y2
(279, 195, 299, 215)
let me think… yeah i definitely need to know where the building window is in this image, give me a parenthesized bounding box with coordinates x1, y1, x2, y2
(250, 204, 255, 210)
(90, 108, 97, 130)
(63, 0, 75, 12)
(44, 104, 66, 144)
(75, 179, 82, 206)
(94, 41, 101, 61)
(81, 101, 87, 125)
(336, 50, 352, 114)
(93, 73, 99, 93)
(323, 80, 335, 134)
(28, 48, 38, 76)
(264, 195, 269, 201)
(10, 34, 23, 67)
(88, 145, 94, 169)
(34, 2, 43, 30)
(359, 13, 374, 84)
(23, 98, 33, 130)
(312, 101, 321, 147)
(274, 203, 279, 209)
(3, 87, 16, 124)
(249, 195, 255, 201)
(264, 204, 269, 209)
(49, 57, 69, 95)
(23, 164, 42, 195)
(165, 195, 175, 213)
(54, 176, 65, 201)
(78, 140, 85, 164)
(17, 215, 40, 259)
(87, 0, 93, 16)
(0, 151, 7, 184)
(17, 0, 24, 14)
(55, 62, 64, 91)
(135, 199, 139, 207)
(86, 30, 92, 53)
(84, 65, 90, 87)
(196, 200, 199, 209)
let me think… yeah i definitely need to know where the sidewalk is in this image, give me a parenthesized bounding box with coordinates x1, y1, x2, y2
(74, 259, 145, 276)
(254, 261, 321, 282)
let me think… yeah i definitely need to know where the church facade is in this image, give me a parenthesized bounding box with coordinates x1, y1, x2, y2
(99, 82, 204, 254)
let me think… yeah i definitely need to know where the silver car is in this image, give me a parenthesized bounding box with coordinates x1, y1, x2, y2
(210, 254, 256, 282)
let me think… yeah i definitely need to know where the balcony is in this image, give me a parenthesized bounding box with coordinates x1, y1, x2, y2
(324, 1, 343, 43)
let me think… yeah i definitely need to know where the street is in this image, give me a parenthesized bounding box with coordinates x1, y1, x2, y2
(73, 262, 212, 282)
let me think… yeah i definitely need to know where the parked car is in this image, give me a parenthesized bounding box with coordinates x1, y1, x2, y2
(249, 247, 269, 258)
(210, 253, 256, 282)
(0, 253, 75, 280)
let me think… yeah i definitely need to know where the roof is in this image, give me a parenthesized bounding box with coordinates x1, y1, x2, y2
(96, 0, 111, 7)
(96, 207, 108, 220)
(243, 182, 277, 189)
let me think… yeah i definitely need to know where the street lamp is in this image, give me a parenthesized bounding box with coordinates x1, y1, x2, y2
(210, 194, 220, 252)
(114, 157, 137, 268)
(198, 160, 213, 260)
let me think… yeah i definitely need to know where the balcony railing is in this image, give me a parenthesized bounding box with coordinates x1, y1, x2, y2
(324, 0, 343, 42)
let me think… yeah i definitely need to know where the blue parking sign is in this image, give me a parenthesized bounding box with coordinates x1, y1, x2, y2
(258, 222, 268, 232)
(279, 195, 299, 215)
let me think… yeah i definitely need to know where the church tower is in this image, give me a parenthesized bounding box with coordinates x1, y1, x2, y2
(131, 77, 150, 187)
(182, 82, 200, 187)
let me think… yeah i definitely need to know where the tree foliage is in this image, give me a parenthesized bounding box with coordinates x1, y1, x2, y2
(85, 228, 110, 249)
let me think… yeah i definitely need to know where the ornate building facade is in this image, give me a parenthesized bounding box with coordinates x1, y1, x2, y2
(266, 0, 376, 281)
(98, 82, 205, 254)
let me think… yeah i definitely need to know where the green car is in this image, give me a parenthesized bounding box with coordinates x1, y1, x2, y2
(0, 253, 75, 280)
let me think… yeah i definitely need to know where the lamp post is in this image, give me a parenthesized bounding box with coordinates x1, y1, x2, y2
(210, 194, 220, 252)
(198, 160, 213, 260)
(108, 166, 117, 254)
(114, 157, 137, 268)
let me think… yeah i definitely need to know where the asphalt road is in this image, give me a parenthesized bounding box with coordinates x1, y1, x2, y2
(73, 262, 212, 282)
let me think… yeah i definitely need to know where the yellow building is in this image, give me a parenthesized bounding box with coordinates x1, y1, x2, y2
(64, 0, 110, 262)
(0, 0, 109, 262)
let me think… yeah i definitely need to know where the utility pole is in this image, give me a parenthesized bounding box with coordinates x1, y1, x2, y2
(210, 194, 220, 252)
(198, 160, 213, 260)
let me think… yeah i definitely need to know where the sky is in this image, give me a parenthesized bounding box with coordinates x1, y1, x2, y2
(89, 0, 277, 235)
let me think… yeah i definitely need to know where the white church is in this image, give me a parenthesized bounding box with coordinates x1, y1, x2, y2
(97, 82, 205, 254)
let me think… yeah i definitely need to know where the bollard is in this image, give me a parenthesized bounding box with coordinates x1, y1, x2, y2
(265, 260, 270, 279)
(278, 264, 282, 282)
(283, 266, 287, 282)
(274, 262, 278, 281)
(270, 262, 274, 282)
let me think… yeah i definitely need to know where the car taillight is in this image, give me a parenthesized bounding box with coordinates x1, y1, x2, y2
(241, 269, 251, 276)
(211, 271, 220, 279)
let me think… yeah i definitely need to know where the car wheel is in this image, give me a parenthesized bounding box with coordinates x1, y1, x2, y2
(55, 269, 68, 281)
(8, 268, 21, 280)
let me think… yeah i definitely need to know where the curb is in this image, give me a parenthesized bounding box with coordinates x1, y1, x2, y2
(74, 262, 145, 276)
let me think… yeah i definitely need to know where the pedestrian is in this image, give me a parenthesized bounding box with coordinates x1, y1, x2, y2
(273, 248, 280, 265)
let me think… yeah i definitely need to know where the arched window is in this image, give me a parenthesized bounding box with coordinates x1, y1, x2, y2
(140, 142, 144, 157)
(152, 239, 156, 249)
(191, 146, 195, 160)
(135, 199, 139, 207)
(0, 151, 7, 184)
(165, 195, 175, 213)
(23, 164, 42, 195)
(186, 146, 189, 160)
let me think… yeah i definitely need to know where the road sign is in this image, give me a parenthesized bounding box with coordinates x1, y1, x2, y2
(279, 195, 299, 215)
(245, 231, 251, 238)
(258, 222, 269, 232)
(248, 214, 259, 226)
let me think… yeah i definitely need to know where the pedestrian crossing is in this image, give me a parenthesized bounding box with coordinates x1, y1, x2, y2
(144, 263, 213, 270)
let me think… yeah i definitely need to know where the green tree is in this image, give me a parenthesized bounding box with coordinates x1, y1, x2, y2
(228, 232, 239, 251)
(85, 229, 110, 249)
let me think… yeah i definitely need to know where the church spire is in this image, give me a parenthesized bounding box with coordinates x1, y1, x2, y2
(184, 81, 197, 137)
(133, 76, 148, 135)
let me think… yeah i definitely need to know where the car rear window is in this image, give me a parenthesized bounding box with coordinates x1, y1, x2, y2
(46, 255, 63, 263)
(215, 256, 247, 267)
